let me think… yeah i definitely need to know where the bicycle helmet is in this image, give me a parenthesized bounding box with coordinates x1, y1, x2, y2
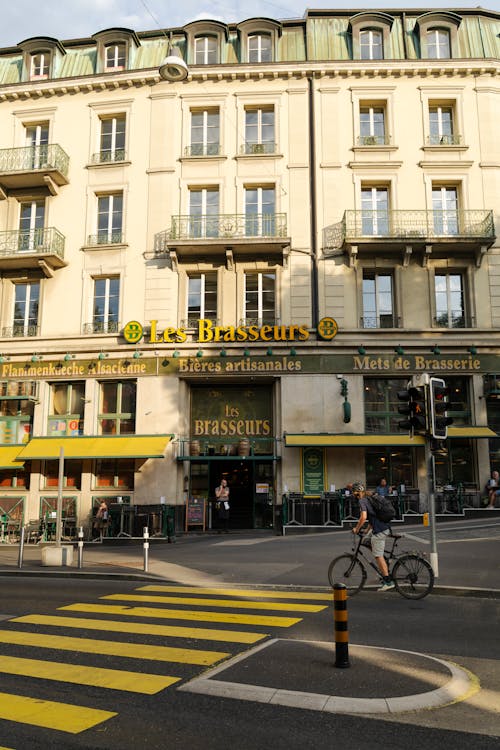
(352, 481, 365, 492)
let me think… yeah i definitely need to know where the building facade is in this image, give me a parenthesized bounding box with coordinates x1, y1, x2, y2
(0, 8, 498, 533)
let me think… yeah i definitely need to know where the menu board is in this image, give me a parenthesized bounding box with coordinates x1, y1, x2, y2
(185, 498, 206, 530)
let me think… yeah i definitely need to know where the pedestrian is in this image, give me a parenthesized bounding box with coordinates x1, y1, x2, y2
(351, 481, 395, 592)
(94, 500, 110, 539)
(485, 470, 500, 509)
(376, 477, 390, 496)
(215, 478, 230, 532)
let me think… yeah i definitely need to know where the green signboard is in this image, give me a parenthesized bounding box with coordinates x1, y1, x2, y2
(301, 447, 326, 497)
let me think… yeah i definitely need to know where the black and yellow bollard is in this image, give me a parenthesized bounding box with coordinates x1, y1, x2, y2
(333, 583, 350, 668)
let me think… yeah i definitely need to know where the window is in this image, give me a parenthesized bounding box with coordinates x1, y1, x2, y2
(189, 188, 219, 238)
(44, 460, 82, 489)
(359, 105, 386, 145)
(244, 107, 275, 154)
(97, 193, 123, 244)
(0, 469, 28, 488)
(194, 36, 217, 65)
(426, 29, 450, 59)
(30, 52, 50, 79)
(95, 459, 134, 488)
(98, 381, 136, 435)
(361, 187, 389, 235)
(189, 109, 220, 156)
(48, 382, 85, 436)
(435, 273, 465, 328)
(359, 29, 383, 60)
(248, 34, 272, 63)
(25, 123, 49, 168)
(93, 276, 120, 334)
(13, 282, 39, 337)
(364, 378, 409, 433)
(105, 43, 126, 70)
(432, 186, 458, 235)
(18, 200, 45, 251)
(244, 272, 276, 325)
(366, 448, 414, 489)
(99, 116, 126, 162)
(0, 395, 33, 444)
(187, 273, 217, 325)
(434, 439, 474, 486)
(362, 273, 394, 328)
(245, 186, 276, 236)
(429, 105, 455, 145)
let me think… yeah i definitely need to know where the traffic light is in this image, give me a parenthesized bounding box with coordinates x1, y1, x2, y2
(397, 384, 428, 434)
(429, 377, 453, 439)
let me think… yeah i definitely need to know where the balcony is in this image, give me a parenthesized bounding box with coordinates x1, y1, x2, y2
(154, 213, 290, 263)
(240, 142, 277, 155)
(356, 135, 391, 146)
(324, 209, 496, 266)
(86, 231, 125, 247)
(183, 144, 221, 157)
(0, 228, 66, 274)
(90, 150, 127, 165)
(426, 134, 462, 146)
(0, 145, 69, 196)
(1, 325, 39, 339)
(82, 321, 120, 335)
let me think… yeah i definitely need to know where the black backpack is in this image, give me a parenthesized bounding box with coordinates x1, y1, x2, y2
(369, 492, 396, 523)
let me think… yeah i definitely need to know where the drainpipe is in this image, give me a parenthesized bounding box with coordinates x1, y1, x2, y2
(308, 73, 319, 329)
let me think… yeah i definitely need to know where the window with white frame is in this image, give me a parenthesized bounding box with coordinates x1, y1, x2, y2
(432, 186, 458, 235)
(435, 273, 465, 328)
(426, 29, 450, 59)
(13, 282, 40, 337)
(189, 109, 220, 156)
(362, 272, 394, 328)
(25, 123, 49, 169)
(18, 200, 45, 251)
(428, 104, 456, 145)
(194, 36, 217, 64)
(245, 186, 276, 236)
(248, 34, 272, 63)
(188, 188, 219, 238)
(359, 105, 386, 145)
(96, 193, 123, 244)
(244, 272, 276, 325)
(98, 115, 126, 162)
(361, 186, 389, 235)
(187, 273, 217, 325)
(105, 43, 126, 70)
(244, 107, 275, 154)
(359, 29, 383, 60)
(30, 52, 50, 79)
(92, 276, 120, 334)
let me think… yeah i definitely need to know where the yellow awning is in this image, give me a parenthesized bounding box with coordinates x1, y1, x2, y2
(284, 427, 497, 448)
(448, 427, 497, 438)
(14, 435, 172, 460)
(0, 445, 25, 468)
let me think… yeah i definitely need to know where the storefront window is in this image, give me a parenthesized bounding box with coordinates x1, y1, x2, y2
(445, 376, 470, 426)
(0, 469, 28, 488)
(433, 439, 474, 486)
(0, 399, 33, 444)
(365, 448, 414, 489)
(98, 381, 136, 435)
(48, 382, 85, 436)
(94, 459, 134, 488)
(364, 378, 408, 433)
(43, 460, 82, 489)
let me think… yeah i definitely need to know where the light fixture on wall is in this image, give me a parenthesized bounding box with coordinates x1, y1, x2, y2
(159, 36, 189, 81)
(220, 348, 227, 357)
(133, 351, 143, 359)
(98, 352, 109, 360)
(0, 354, 10, 363)
(196, 350, 203, 358)
(431, 345, 441, 355)
(172, 350, 180, 358)
(394, 346, 405, 355)
(290, 347, 297, 356)
(266, 347, 273, 356)
(31, 354, 42, 363)
(243, 349, 250, 357)
(468, 346, 477, 355)
(64, 353, 75, 361)
(358, 345, 366, 355)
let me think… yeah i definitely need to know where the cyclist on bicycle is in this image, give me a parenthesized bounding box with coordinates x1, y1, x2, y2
(351, 481, 395, 592)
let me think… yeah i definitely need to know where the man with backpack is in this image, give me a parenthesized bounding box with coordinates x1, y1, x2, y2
(351, 481, 396, 592)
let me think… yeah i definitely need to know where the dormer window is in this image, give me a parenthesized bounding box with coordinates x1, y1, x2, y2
(194, 36, 217, 65)
(426, 29, 451, 59)
(248, 33, 272, 63)
(416, 12, 461, 60)
(359, 29, 383, 60)
(30, 52, 50, 80)
(105, 43, 126, 70)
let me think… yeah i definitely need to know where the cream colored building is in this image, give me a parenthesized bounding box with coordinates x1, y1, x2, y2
(0, 8, 498, 534)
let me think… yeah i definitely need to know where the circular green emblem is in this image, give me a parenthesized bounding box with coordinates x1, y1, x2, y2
(123, 321, 144, 344)
(317, 317, 339, 341)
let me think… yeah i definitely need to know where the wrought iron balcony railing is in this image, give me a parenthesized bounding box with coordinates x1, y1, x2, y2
(240, 141, 277, 155)
(0, 144, 69, 178)
(427, 134, 462, 146)
(361, 314, 397, 329)
(154, 213, 287, 252)
(181, 317, 218, 329)
(324, 209, 495, 249)
(184, 144, 221, 157)
(82, 321, 120, 335)
(0, 227, 65, 259)
(357, 134, 391, 146)
(90, 149, 127, 164)
(87, 231, 125, 246)
(1, 325, 39, 338)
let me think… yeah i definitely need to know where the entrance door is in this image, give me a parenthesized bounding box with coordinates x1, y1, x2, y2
(211, 461, 253, 530)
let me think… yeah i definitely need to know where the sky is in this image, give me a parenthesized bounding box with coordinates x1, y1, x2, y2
(0, 0, 498, 48)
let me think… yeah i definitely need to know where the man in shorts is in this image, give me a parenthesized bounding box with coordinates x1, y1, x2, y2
(351, 481, 395, 592)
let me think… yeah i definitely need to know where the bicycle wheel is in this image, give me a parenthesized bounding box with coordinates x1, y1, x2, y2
(327, 554, 367, 595)
(392, 554, 434, 599)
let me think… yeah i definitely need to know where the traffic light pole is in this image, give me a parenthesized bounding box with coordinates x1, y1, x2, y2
(424, 437, 439, 577)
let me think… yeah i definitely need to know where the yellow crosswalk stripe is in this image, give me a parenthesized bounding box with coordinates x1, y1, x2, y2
(101, 593, 326, 613)
(0, 630, 229, 665)
(60, 602, 301, 627)
(13, 614, 267, 644)
(0, 655, 178, 694)
(139, 585, 332, 600)
(0, 691, 116, 734)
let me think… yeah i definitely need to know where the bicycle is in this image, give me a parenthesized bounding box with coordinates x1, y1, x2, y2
(327, 531, 434, 599)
